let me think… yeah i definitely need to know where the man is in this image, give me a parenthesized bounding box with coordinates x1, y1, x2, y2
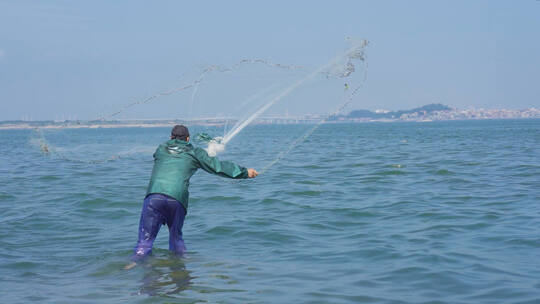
(127, 125, 257, 267)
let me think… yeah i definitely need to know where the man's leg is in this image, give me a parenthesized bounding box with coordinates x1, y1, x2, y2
(132, 194, 166, 261)
(165, 197, 187, 255)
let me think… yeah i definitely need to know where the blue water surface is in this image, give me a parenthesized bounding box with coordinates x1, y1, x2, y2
(0, 120, 539, 303)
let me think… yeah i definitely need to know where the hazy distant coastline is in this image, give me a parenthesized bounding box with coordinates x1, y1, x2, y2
(2, 104, 539, 130)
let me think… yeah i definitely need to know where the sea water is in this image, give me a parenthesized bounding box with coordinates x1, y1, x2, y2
(0, 119, 539, 303)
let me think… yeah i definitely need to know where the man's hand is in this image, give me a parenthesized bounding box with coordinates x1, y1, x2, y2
(247, 168, 258, 178)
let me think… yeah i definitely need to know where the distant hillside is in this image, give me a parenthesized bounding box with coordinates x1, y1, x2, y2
(345, 103, 451, 119)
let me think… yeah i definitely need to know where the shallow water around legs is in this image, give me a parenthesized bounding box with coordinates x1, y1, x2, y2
(1, 120, 539, 303)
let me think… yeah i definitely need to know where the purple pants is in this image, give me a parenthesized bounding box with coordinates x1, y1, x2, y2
(132, 193, 187, 260)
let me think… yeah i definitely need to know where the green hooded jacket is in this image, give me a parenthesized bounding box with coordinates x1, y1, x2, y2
(146, 139, 248, 211)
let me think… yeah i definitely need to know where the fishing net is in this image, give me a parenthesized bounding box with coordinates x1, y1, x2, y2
(34, 38, 369, 171)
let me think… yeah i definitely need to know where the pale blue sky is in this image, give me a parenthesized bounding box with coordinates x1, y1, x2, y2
(0, 0, 539, 121)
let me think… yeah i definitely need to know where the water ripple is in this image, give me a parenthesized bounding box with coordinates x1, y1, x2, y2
(1, 120, 539, 303)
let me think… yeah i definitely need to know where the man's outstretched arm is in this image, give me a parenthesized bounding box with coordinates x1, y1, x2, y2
(194, 147, 258, 179)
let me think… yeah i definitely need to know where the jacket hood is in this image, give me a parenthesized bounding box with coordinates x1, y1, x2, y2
(164, 139, 193, 155)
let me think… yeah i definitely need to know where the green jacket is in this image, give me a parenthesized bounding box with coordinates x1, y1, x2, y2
(146, 139, 248, 211)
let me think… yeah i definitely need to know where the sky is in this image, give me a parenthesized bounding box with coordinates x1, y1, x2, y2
(0, 0, 539, 121)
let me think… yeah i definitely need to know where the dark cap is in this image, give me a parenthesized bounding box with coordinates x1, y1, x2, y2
(171, 125, 190, 140)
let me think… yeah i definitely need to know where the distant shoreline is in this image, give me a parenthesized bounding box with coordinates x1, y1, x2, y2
(3, 104, 539, 130)
(1, 117, 539, 130)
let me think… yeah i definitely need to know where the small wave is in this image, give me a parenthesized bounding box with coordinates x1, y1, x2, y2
(505, 238, 540, 248)
(303, 292, 382, 303)
(294, 180, 323, 185)
(77, 198, 111, 208)
(38, 175, 62, 181)
(433, 169, 455, 175)
(286, 190, 323, 197)
(204, 225, 236, 236)
(0, 193, 16, 200)
(373, 169, 407, 176)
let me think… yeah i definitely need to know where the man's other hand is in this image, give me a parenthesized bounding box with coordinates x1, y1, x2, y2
(248, 168, 258, 178)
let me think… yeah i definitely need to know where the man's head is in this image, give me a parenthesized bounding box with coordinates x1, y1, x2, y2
(171, 125, 190, 141)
